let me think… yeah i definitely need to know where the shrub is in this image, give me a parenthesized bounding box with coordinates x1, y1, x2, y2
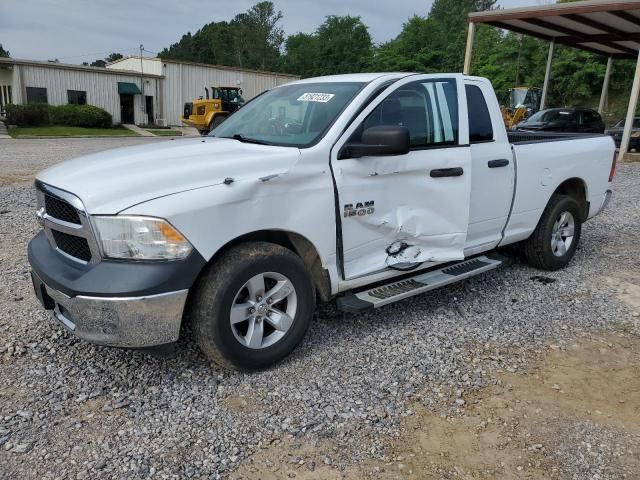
(49, 104, 112, 128)
(5, 104, 112, 128)
(5, 104, 50, 126)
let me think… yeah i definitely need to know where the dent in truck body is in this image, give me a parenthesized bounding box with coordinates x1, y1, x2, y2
(329, 73, 472, 280)
(120, 147, 340, 291)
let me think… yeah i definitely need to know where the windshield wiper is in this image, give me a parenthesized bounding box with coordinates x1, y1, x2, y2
(222, 134, 270, 145)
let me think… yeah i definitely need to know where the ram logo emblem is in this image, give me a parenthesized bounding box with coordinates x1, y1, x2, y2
(344, 201, 375, 217)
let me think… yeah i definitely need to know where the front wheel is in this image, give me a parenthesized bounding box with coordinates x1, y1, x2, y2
(523, 194, 583, 271)
(190, 242, 315, 370)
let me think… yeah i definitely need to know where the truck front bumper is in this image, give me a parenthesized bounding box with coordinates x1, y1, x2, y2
(28, 231, 206, 348)
(31, 270, 188, 347)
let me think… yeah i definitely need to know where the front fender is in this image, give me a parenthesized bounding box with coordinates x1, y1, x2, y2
(118, 161, 338, 272)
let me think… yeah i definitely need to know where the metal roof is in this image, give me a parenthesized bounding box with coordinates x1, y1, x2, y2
(469, 0, 640, 59)
(108, 56, 300, 79)
(0, 57, 164, 78)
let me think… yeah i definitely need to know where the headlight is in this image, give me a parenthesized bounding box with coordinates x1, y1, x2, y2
(92, 216, 193, 260)
(631, 131, 640, 138)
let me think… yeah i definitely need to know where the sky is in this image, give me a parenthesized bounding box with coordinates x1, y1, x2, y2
(1, 0, 550, 64)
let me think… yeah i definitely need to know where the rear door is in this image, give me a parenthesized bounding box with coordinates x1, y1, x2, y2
(464, 80, 515, 252)
(331, 74, 472, 280)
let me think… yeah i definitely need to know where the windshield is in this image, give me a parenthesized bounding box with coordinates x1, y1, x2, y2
(509, 89, 528, 108)
(526, 109, 572, 123)
(615, 118, 640, 128)
(210, 82, 364, 147)
(216, 88, 244, 103)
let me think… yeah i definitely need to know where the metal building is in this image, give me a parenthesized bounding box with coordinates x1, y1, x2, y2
(0, 56, 299, 126)
(0, 58, 162, 125)
(106, 56, 298, 126)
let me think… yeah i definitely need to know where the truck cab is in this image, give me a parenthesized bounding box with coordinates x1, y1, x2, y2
(28, 73, 615, 370)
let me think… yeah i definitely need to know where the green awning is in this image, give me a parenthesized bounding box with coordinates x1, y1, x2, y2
(117, 82, 142, 95)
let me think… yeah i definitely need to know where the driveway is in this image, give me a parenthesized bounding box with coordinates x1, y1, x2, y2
(0, 137, 167, 187)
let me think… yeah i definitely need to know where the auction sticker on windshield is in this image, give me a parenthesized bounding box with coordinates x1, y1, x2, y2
(297, 93, 335, 103)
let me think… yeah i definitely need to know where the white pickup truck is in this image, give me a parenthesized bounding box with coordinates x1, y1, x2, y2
(28, 73, 615, 369)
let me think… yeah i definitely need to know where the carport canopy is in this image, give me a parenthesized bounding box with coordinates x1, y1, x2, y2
(464, 0, 640, 159)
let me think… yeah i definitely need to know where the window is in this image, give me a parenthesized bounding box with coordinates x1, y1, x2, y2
(351, 78, 459, 148)
(67, 90, 87, 105)
(466, 84, 493, 143)
(26, 87, 48, 104)
(0, 85, 12, 113)
(581, 110, 601, 125)
(211, 82, 364, 147)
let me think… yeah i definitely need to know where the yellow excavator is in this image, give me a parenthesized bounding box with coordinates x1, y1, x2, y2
(181, 86, 245, 135)
(501, 86, 542, 129)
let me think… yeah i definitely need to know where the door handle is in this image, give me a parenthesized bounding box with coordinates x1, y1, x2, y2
(430, 167, 463, 178)
(488, 159, 510, 168)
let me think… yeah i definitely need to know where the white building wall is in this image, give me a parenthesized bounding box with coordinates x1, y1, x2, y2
(162, 61, 297, 125)
(16, 64, 161, 125)
(108, 57, 163, 76)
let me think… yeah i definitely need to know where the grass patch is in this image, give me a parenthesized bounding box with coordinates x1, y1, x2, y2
(8, 126, 140, 138)
(146, 129, 183, 136)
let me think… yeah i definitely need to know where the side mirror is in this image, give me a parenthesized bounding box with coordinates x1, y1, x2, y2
(239, 88, 243, 95)
(339, 126, 410, 159)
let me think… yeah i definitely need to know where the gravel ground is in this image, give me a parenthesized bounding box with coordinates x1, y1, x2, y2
(0, 137, 166, 187)
(0, 138, 638, 479)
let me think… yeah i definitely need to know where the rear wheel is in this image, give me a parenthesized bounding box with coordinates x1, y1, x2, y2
(190, 242, 315, 370)
(523, 194, 582, 271)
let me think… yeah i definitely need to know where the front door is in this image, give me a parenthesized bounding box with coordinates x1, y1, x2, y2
(120, 94, 134, 124)
(331, 74, 472, 280)
(145, 96, 154, 125)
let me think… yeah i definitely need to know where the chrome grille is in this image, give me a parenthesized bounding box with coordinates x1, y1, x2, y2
(44, 194, 81, 224)
(36, 182, 99, 264)
(52, 230, 92, 262)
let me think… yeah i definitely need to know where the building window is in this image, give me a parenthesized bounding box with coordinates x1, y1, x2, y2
(67, 90, 87, 105)
(26, 87, 48, 104)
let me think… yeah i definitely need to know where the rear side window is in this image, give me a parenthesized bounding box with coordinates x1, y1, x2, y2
(582, 110, 601, 125)
(466, 84, 493, 143)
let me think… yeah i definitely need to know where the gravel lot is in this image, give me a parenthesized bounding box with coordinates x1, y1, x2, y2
(0, 138, 638, 479)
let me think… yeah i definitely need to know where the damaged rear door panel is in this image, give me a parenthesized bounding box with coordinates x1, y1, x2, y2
(331, 74, 472, 280)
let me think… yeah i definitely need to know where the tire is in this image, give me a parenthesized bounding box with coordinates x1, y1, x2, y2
(190, 242, 315, 370)
(210, 114, 227, 130)
(523, 194, 582, 271)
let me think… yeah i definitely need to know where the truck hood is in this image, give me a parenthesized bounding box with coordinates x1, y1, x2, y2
(37, 138, 301, 214)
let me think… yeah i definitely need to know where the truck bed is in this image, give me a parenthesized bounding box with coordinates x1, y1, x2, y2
(508, 131, 606, 144)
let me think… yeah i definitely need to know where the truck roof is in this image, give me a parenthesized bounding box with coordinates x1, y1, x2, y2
(288, 73, 412, 85)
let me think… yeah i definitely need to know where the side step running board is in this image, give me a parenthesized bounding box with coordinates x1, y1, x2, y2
(337, 256, 502, 312)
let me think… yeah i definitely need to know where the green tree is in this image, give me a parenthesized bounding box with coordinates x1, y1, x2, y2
(243, 1, 285, 70)
(369, 0, 496, 73)
(159, 1, 284, 71)
(280, 33, 318, 77)
(105, 52, 124, 63)
(0, 44, 9, 58)
(89, 52, 124, 68)
(314, 16, 373, 75)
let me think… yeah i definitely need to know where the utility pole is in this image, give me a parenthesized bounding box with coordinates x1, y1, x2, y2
(140, 44, 145, 119)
